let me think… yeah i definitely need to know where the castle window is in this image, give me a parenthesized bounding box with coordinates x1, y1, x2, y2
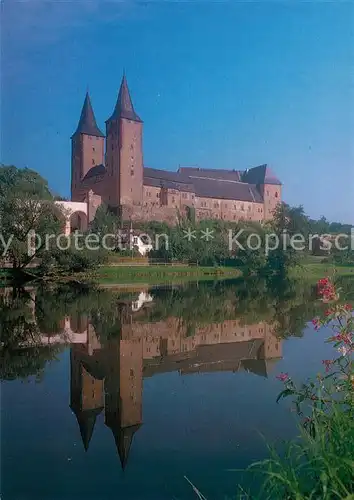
(275, 192, 278, 198)
(92, 147, 95, 152)
(172, 196, 175, 203)
(92, 159, 95, 165)
(241, 204, 244, 211)
(112, 144, 114, 150)
(157, 192, 160, 198)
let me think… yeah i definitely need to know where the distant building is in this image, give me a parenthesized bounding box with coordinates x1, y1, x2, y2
(70, 75, 282, 226)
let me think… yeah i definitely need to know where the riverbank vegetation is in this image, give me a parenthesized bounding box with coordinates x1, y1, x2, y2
(234, 278, 354, 499)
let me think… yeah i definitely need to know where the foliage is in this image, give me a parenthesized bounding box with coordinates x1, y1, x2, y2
(265, 203, 305, 277)
(0, 165, 62, 270)
(0, 287, 64, 380)
(90, 203, 120, 237)
(276, 278, 353, 417)
(38, 239, 109, 275)
(242, 277, 354, 499)
(331, 248, 354, 266)
(242, 408, 354, 499)
(309, 215, 353, 236)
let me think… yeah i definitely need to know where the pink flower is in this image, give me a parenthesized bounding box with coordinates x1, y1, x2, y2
(338, 346, 351, 357)
(317, 278, 337, 302)
(276, 372, 289, 382)
(344, 304, 353, 311)
(312, 317, 321, 330)
(322, 359, 332, 372)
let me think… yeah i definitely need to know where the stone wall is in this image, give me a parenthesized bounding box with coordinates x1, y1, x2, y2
(121, 203, 179, 225)
(87, 190, 102, 223)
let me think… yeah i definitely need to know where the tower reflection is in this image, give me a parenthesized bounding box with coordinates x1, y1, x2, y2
(68, 292, 282, 468)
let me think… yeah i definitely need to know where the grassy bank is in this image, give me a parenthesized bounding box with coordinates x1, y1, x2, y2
(291, 263, 354, 281)
(96, 262, 354, 286)
(1, 262, 353, 288)
(96, 265, 242, 285)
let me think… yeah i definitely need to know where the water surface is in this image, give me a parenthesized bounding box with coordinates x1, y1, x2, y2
(2, 278, 351, 499)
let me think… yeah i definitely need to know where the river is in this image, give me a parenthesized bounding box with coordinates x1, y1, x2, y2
(2, 277, 352, 499)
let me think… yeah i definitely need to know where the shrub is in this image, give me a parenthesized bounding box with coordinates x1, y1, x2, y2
(241, 277, 353, 499)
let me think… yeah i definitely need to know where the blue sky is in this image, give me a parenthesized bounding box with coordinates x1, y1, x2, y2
(2, 1, 353, 222)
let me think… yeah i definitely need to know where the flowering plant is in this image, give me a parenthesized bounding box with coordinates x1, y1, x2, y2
(276, 277, 353, 432)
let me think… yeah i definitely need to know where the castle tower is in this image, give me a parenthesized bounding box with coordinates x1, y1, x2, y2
(242, 165, 282, 221)
(104, 337, 143, 470)
(71, 93, 105, 201)
(69, 348, 104, 451)
(105, 75, 143, 211)
(258, 166, 282, 220)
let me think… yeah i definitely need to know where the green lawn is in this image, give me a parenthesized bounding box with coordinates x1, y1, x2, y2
(1, 262, 353, 287)
(96, 265, 242, 285)
(291, 263, 354, 281)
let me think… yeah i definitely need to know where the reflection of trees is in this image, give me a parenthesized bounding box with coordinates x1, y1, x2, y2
(34, 284, 95, 333)
(1, 346, 63, 382)
(146, 276, 354, 339)
(0, 288, 64, 381)
(0, 288, 38, 348)
(2, 275, 354, 381)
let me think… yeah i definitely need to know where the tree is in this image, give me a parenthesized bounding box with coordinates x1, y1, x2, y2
(265, 203, 308, 276)
(0, 165, 62, 272)
(271, 203, 310, 237)
(90, 204, 120, 237)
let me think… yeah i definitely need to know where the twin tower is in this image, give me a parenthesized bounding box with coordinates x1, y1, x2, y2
(71, 75, 144, 210)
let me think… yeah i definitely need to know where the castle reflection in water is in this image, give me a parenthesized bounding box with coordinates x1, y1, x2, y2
(10, 288, 283, 469)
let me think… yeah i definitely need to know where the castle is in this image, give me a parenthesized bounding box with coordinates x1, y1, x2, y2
(71, 75, 282, 225)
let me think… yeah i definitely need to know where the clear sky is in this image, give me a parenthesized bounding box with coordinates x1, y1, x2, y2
(2, 1, 353, 222)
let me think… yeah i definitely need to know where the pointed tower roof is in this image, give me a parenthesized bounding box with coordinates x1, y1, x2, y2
(106, 75, 142, 123)
(72, 92, 105, 138)
(73, 407, 104, 451)
(112, 424, 141, 470)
